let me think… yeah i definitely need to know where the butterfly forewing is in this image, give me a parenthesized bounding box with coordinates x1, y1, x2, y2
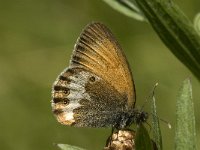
(52, 22, 136, 127)
(71, 22, 136, 107)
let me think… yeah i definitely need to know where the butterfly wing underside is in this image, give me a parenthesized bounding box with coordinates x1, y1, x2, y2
(52, 22, 136, 127)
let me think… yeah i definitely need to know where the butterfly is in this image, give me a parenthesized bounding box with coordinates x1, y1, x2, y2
(51, 22, 148, 129)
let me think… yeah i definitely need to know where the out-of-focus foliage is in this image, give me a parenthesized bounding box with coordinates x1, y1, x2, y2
(194, 12, 200, 35)
(104, 0, 200, 81)
(135, 0, 200, 81)
(57, 143, 86, 150)
(0, 0, 199, 150)
(135, 125, 154, 150)
(102, 0, 146, 21)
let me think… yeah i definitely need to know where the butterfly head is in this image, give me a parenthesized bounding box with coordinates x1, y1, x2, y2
(126, 109, 148, 127)
(135, 110, 148, 124)
(114, 109, 148, 129)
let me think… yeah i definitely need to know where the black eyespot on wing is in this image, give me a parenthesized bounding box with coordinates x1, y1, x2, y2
(53, 97, 70, 104)
(89, 76, 96, 82)
(63, 90, 70, 95)
(67, 68, 74, 74)
(63, 98, 70, 105)
(54, 86, 69, 93)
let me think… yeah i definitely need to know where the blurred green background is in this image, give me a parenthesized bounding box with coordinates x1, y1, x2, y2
(0, 0, 200, 150)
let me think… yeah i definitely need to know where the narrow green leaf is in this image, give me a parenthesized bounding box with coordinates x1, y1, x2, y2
(151, 95, 162, 150)
(56, 144, 86, 150)
(175, 78, 196, 150)
(102, 0, 146, 21)
(194, 13, 200, 35)
(135, 124, 154, 150)
(134, 0, 200, 81)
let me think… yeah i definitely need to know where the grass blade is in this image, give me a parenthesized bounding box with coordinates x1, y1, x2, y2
(151, 95, 162, 150)
(175, 78, 196, 150)
(135, 124, 154, 150)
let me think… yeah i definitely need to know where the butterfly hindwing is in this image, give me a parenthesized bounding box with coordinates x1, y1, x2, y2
(52, 68, 127, 127)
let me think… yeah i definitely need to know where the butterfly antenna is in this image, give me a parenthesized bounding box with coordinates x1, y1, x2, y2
(151, 112, 172, 129)
(141, 82, 159, 110)
(140, 83, 171, 129)
(146, 122, 152, 132)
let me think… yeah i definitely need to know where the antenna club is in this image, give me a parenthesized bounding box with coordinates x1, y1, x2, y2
(168, 123, 172, 129)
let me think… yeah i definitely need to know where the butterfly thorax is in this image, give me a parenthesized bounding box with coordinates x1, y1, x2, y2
(114, 109, 148, 129)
